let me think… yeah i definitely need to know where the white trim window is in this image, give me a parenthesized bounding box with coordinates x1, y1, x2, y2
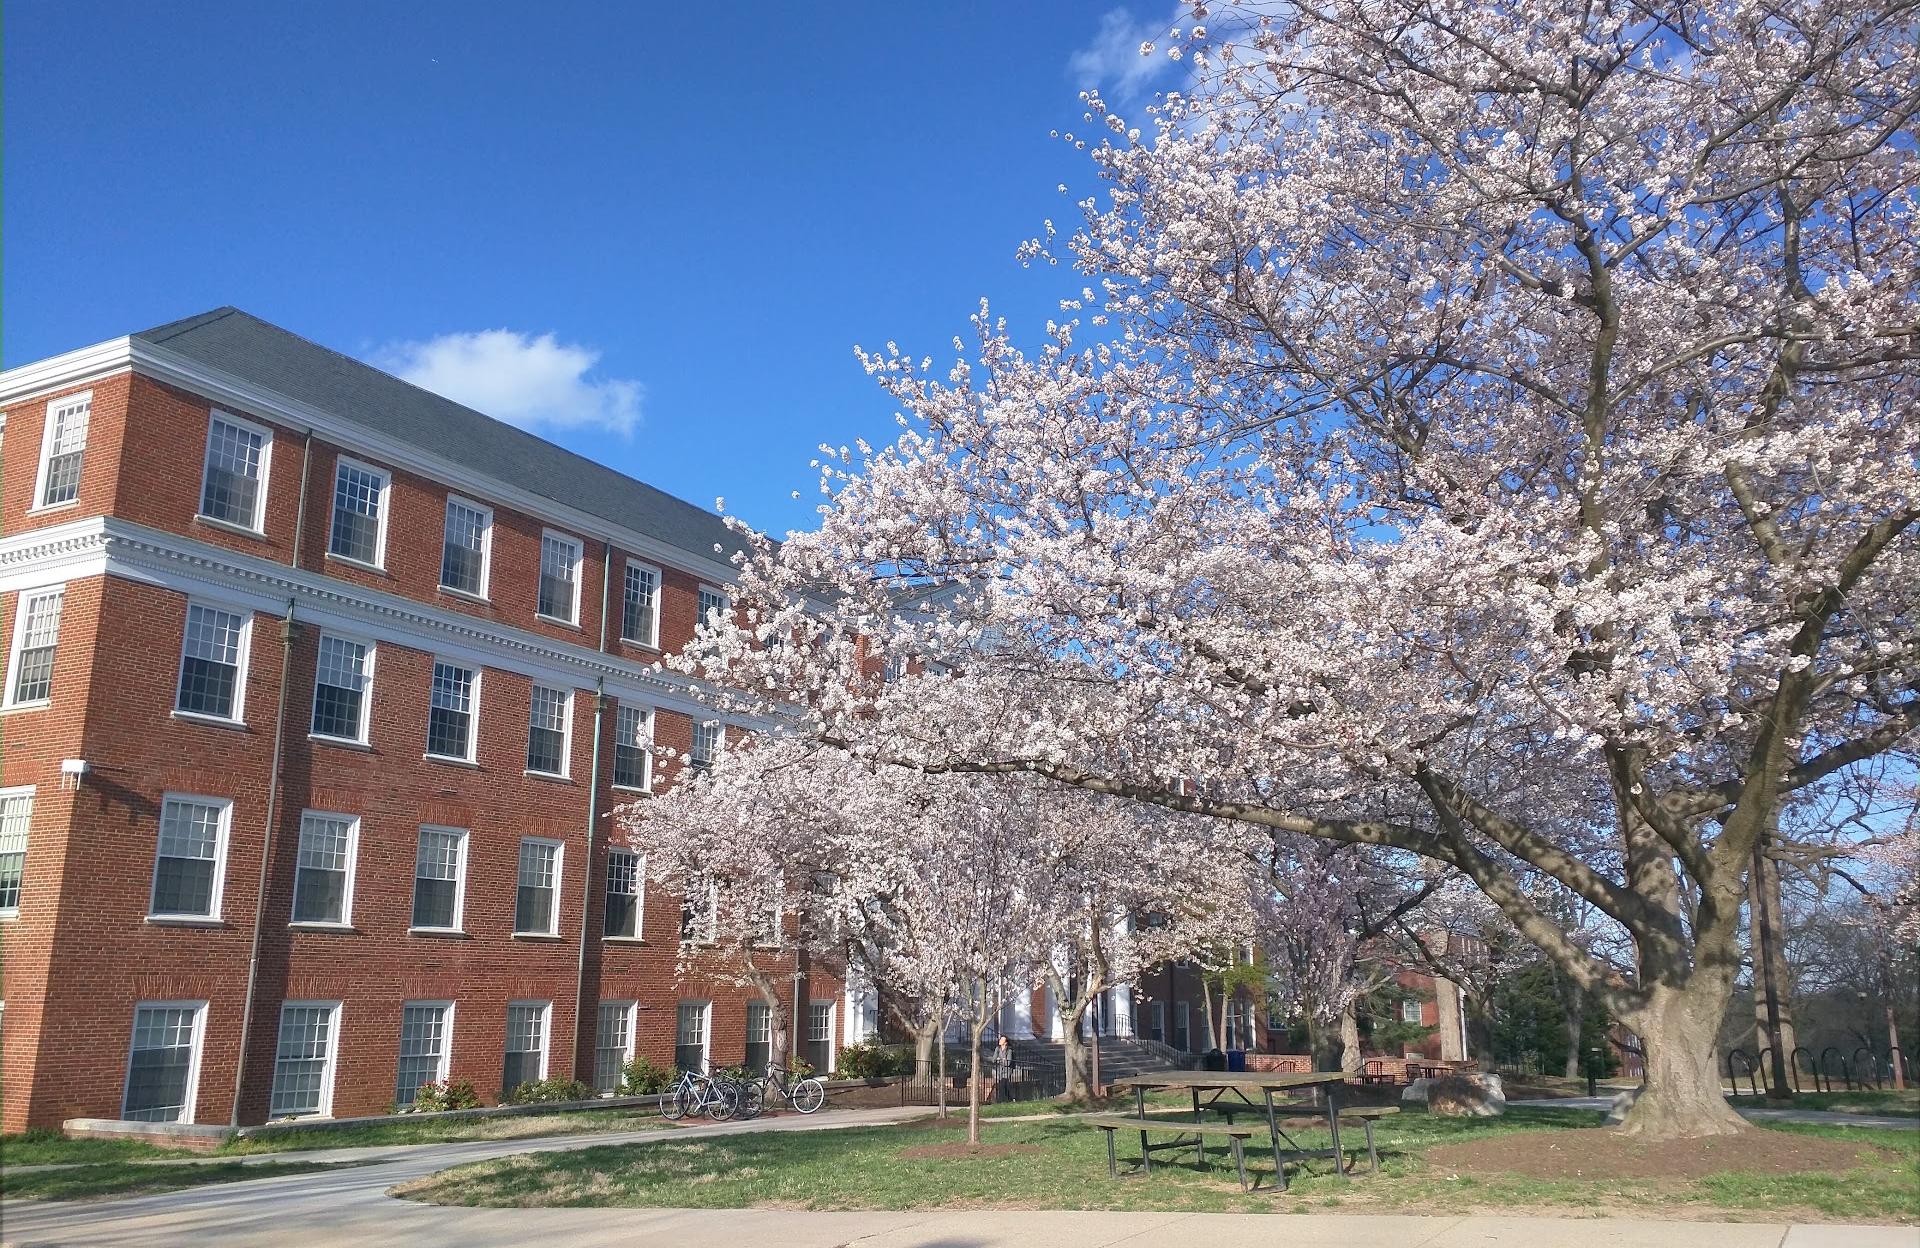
(513, 837, 562, 936)
(525, 684, 571, 777)
(4, 587, 63, 708)
(674, 1000, 711, 1074)
(806, 1000, 835, 1075)
(604, 848, 643, 940)
(291, 811, 358, 926)
(537, 531, 582, 624)
(696, 585, 730, 629)
(691, 720, 723, 773)
(621, 561, 660, 647)
(745, 1000, 772, 1072)
(269, 1001, 341, 1119)
(34, 391, 91, 509)
(439, 496, 492, 598)
(425, 661, 478, 762)
(502, 1001, 550, 1093)
(310, 633, 373, 743)
(149, 795, 231, 921)
(411, 825, 467, 932)
(123, 1001, 207, 1123)
(0, 787, 32, 917)
(1401, 998, 1424, 1025)
(327, 457, 390, 568)
(176, 602, 251, 723)
(594, 1001, 637, 1094)
(198, 411, 272, 532)
(395, 1001, 453, 1107)
(612, 704, 652, 791)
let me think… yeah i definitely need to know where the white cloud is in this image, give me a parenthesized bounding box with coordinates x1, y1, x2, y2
(377, 329, 643, 435)
(1067, 6, 1185, 105)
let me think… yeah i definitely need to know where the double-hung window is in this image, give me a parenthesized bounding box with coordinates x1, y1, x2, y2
(674, 1001, 710, 1073)
(525, 684, 570, 776)
(123, 1002, 206, 1123)
(1401, 998, 1424, 1025)
(513, 837, 561, 936)
(395, 1001, 452, 1107)
(269, 1001, 340, 1119)
(805, 1001, 834, 1075)
(426, 661, 478, 761)
(34, 392, 90, 509)
(691, 720, 722, 773)
(745, 1001, 772, 1073)
(176, 602, 249, 722)
(697, 585, 730, 629)
(291, 811, 357, 926)
(604, 848, 642, 939)
(328, 457, 389, 567)
(439, 497, 491, 597)
(310, 634, 373, 743)
(0, 788, 31, 917)
(621, 562, 659, 647)
(537, 532, 581, 623)
(594, 1001, 636, 1094)
(502, 1001, 549, 1093)
(198, 412, 271, 531)
(612, 704, 652, 790)
(411, 826, 467, 931)
(149, 796, 230, 921)
(4, 587, 63, 708)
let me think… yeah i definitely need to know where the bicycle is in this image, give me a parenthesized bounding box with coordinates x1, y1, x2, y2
(759, 1062, 826, 1114)
(660, 1068, 740, 1121)
(712, 1066, 765, 1120)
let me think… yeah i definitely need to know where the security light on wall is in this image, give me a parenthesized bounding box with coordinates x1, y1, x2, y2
(60, 758, 89, 789)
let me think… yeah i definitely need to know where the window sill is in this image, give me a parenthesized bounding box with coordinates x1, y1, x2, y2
(408, 927, 470, 939)
(193, 514, 269, 541)
(512, 932, 564, 941)
(146, 916, 229, 928)
(423, 753, 480, 769)
(437, 584, 491, 605)
(288, 921, 358, 933)
(524, 769, 572, 783)
(325, 552, 390, 577)
(0, 910, 19, 922)
(535, 613, 583, 631)
(611, 784, 653, 796)
(616, 638, 662, 654)
(25, 499, 82, 517)
(0, 700, 52, 714)
(309, 733, 372, 752)
(603, 935, 647, 945)
(172, 710, 249, 732)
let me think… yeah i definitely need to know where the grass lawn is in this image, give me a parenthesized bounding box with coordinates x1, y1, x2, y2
(1, 1158, 362, 1202)
(219, 1108, 667, 1154)
(1728, 1089, 1920, 1117)
(0, 1130, 193, 1167)
(395, 1106, 1919, 1223)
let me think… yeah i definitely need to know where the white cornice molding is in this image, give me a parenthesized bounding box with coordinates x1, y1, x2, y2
(0, 333, 745, 586)
(0, 516, 780, 730)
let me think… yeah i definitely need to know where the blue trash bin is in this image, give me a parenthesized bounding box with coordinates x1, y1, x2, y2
(1225, 1049, 1247, 1072)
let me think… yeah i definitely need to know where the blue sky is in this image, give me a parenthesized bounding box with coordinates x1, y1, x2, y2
(5, 2, 1186, 537)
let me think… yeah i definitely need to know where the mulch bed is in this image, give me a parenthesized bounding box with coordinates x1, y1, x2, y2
(898, 1142, 1046, 1161)
(1424, 1128, 1887, 1181)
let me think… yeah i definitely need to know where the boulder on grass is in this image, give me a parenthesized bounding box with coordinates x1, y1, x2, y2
(1401, 1077, 1432, 1104)
(1425, 1073, 1506, 1117)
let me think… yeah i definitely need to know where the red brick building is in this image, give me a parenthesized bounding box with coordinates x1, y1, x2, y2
(0, 308, 846, 1131)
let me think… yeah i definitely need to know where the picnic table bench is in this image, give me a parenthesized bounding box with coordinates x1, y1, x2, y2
(1165, 1100, 1400, 1174)
(1083, 1114, 1260, 1190)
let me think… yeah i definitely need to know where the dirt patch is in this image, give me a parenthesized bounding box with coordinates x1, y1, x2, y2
(898, 1142, 1046, 1161)
(1425, 1127, 1887, 1180)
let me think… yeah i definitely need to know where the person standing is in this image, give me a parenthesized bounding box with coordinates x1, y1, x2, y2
(991, 1035, 1016, 1103)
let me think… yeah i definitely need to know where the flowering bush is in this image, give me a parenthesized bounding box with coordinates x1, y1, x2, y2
(400, 1079, 482, 1114)
(503, 1077, 593, 1105)
(620, 1055, 673, 1096)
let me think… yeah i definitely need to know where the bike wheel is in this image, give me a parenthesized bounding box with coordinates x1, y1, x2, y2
(660, 1084, 689, 1121)
(707, 1082, 739, 1121)
(736, 1080, 765, 1119)
(791, 1077, 826, 1114)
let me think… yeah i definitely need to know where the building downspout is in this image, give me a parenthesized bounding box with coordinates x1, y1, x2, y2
(229, 428, 314, 1126)
(571, 544, 613, 1078)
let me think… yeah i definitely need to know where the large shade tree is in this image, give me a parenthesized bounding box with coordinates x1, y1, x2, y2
(684, 0, 1919, 1138)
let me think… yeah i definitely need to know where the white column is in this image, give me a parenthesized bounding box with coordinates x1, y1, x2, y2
(1111, 984, 1135, 1038)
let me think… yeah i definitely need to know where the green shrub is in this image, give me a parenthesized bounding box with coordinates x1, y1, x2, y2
(503, 1077, 594, 1105)
(836, 1042, 910, 1079)
(620, 1055, 674, 1096)
(402, 1079, 483, 1113)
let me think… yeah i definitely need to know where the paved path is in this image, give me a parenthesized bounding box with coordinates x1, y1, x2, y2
(1509, 1097, 1920, 1131)
(4, 1102, 1914, 1247)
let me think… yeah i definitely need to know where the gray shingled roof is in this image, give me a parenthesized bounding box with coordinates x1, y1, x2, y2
(134, 307, 751, 566)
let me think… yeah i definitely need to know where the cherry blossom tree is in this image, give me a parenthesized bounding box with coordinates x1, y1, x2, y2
(683, 0, 1918, 1139)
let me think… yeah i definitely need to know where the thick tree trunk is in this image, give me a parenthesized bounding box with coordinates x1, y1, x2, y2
(1199, 977, 1218, 1052)
(1307, 1014, 1342, 1072)
(1616, 983, 1749, 1139)
(912, 1019, 939, 1081)
(1555, 973, 1585, 1080)
(1339, 1005, 1364, 1075)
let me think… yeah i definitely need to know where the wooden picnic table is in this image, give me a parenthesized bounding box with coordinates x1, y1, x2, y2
(1108, 1070, 1351, 1191)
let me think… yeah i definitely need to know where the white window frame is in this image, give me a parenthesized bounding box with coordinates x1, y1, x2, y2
(696, 584, 731, 630)
(676, 1000, 713, 1073)
(0, 785, 33, 919)
(621, 560, 662, 648)
(611, 703, 653, 792)
(438, 495, 494, 600)
(1402, 998, 1424, 1025)
(691, 719, 724, 772)
(269, 1000, 342, 1119)
(30, 390, 91, 513)
(147, 793, 232, 922)
(326, 455, 392, 571)
(604, 848, 644, 941)
(3, 584, 64, 710)
(309, 631, 376, 745)
(410, 824, 469, 934)
(504, 1000, 552, 1085)
(289, 809, 359, 929)
(807, 999, 836, 1075)
(196, 409, 274, 535)
(173, 598, 253, 726)
(395, 1000, 455, 1105)
(536, 529, 584, 625)
(513, 836, 564, 937)
(594, 1000, 638, 1094)
(121, 1000, 208, 1123)
(424, 660, 481, 764)
(524, 684, 573, 779)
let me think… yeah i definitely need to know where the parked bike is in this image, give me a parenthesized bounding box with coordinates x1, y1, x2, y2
(661, 1068, 739, 1121)
(758, 1062, 826, 1114)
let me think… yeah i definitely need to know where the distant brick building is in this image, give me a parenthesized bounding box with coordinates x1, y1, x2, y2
(0, 309, 850, 1131)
